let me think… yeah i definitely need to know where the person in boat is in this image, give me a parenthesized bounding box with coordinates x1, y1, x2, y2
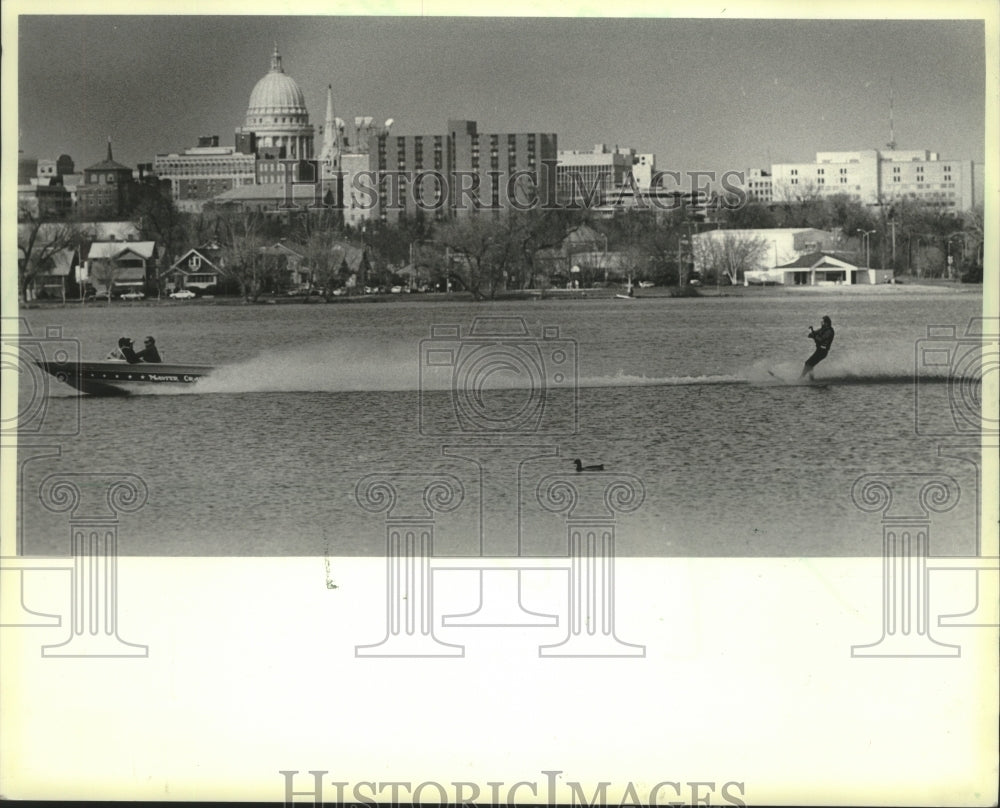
(107, 337, 140, 362)
(134, 336, 162, 363)
(801, 315, 834, 379)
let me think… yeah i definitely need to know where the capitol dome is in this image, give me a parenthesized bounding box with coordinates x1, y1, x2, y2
(247, 47, 307, 115)
(239, 45, 314, 161)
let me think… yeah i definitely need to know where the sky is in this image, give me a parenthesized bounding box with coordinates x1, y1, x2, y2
(9, 7, 992, 179)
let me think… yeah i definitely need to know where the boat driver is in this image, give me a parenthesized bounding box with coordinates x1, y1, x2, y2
(134, 336, 162, 363)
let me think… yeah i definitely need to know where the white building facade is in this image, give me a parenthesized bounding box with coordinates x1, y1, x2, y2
(770, 149, 978, 212)
(692, 227, 844, 277)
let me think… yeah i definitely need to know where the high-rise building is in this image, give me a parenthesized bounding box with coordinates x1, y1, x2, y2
(556, 144, 637, 206)
(744, 168, 773, 203)
(770, 149, 978, 212)
(372, 119, 557, 221)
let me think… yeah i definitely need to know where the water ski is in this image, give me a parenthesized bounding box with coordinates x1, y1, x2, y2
(768, 369, 826, 386)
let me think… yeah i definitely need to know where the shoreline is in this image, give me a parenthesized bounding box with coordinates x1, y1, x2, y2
(18, 280, 981, 309)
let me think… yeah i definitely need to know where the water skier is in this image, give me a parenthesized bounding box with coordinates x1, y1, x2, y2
(801, 315, 834, 379)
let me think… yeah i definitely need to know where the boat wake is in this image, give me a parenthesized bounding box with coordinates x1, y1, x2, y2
(128, 346, 962, 396)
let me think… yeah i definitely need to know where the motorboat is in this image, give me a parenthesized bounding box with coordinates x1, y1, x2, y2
(33, 359, 214, 396)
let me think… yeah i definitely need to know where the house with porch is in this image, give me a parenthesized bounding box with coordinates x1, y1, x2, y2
(167, 246, 225, 292)
(30, 247, 82, 301)
(692, 227, 843, 281)
(746, 251, 894, 286)
(83, 240, 159, 296)
(260, 240, 310, 291)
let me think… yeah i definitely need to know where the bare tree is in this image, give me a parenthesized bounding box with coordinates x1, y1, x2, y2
(211, 207, 269, 302)
(17, 204, 90, 303)
(506, 209, 579, 290)
(693, 231, 769, 286)
(435, 215, 508, 300)
(293, 210, 352, 301)
(132, 183, 188, 297)
(958, 205, 983, 277)
(89, 251, 127, 307)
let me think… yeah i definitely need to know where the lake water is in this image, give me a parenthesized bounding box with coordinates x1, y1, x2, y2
(10, 289, 988, 557)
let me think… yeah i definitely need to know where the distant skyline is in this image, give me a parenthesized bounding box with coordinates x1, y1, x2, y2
(13, 14, 989, 179)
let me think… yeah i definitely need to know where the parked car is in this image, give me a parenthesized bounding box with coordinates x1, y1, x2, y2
(169, 289, 197, 300)
(119, 291, 145, 301)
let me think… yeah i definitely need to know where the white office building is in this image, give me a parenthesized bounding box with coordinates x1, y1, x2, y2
(770, 149, 979, 212)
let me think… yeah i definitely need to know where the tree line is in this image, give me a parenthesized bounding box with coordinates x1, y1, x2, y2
(17, 185, 985, 304)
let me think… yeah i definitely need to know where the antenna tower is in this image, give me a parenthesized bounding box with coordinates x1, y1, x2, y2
(886, 78, 897, 151)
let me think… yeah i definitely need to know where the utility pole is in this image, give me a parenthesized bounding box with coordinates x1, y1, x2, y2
(677, 237, 683, 287)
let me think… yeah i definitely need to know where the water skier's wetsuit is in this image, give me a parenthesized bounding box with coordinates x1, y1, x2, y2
(801, 320, 834, 377)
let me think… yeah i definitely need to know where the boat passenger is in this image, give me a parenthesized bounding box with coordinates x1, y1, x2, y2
(134, 336, 162, 363)
(107, 337, 140, 362)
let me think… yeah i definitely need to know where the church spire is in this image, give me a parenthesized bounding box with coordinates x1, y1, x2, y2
(320, 84, 340, 170)
(106, 137, 113, 162)
(270, 43, 283, 72)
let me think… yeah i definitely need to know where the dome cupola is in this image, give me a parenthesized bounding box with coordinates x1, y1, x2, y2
(246, 45, 307, 116)
(238, 45, 314, 161)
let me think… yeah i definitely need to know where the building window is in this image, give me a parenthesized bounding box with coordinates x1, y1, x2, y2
(790, 169, 798, 176)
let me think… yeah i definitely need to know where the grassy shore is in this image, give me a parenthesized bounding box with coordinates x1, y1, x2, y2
(19, 278, 981, 309)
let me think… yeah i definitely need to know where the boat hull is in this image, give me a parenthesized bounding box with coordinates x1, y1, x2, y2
(34, 360, 214, 396)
